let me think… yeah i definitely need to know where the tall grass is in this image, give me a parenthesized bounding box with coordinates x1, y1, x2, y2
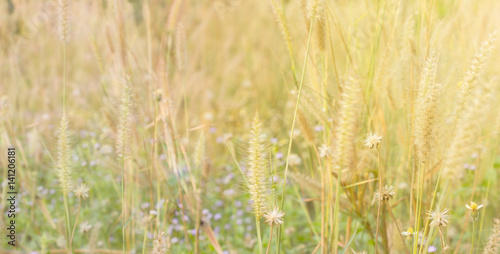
(2, 1, 500, 254)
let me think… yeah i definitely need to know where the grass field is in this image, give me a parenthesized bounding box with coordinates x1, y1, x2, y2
(1, 0, 500, 253)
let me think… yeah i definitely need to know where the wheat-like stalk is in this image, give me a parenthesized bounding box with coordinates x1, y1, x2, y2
(58, 0, 69, 41)
(116, 76, 133, 159)
(247, 114, 269, 220)
(175, 22, 187, 71)
(451, 32, 496, 126)
(194, 131, 206, 169)
(332, 77, 362, 251)
(413, 53, 441, 161)
(151, 232, 169, 254)
(56, 114, 73, 194)
(269, 0, 295, 62)
(332, 77, 362, 173)
(306, 0, 324, 22)
(443, 81, 494, 180)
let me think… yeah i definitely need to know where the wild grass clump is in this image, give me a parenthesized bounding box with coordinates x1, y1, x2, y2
(3, 1, 500, 254)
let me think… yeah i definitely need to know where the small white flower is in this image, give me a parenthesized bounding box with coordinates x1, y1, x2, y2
(401, 227, 415, 237)
(319, 144, 333, 158)
(73, 183, 90, 199)
(364, 132, 382, 149)
(465, 201, 484, 219)
(427, 208, 451, 227)
(79, 221, 92, 233)
(264, 207, 285, 226)
(288, 154, 302, 166)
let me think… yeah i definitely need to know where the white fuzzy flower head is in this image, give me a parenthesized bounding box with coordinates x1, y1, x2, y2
(364, 132, 382, 149)
(319, 144, 333, 158)
(264, 207, 285, 226)
(288, 154, 302, 166)
(74, 183, 90, 199)
(79, 221, 92, 233)
(374, 185, 396, 202)
(351, 250, 367, 254)
(427, 208, 451, 227)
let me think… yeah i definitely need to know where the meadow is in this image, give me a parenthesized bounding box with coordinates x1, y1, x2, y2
(1, 0, 500, 253)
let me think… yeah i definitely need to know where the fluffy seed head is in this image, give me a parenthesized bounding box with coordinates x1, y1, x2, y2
(443, 81, 494, 180)
(175, 23, 188, 71)
(56, 114, 73, 194)
(79, 221, 92, 233)
(116, 76, 133, 159)
(483, 219, 500, 254)
(306, 0, 324, 21)
(247, 114, 269, 219)
(332, 77, 362, 173)
(194, 132, 206, 168)
(452, 32, 496, 126)
(74, 182, 90, 199)
(427, 208, 451, 227)
(152, 232, 169, 254)
(319, 144, 333, 158)
(58, 0, 70, 41)
(264, 207, 285, 226)
(363, 132, 382, 149)
(374, 185, 396, 202)
(413, 53, 441, 160)
(268, 0, 295, 59)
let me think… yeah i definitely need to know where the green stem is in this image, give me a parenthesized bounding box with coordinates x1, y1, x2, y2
(375, 148, 383, 254)
(386, 202, 410, 254)
(277, 20, 314, 253)
(438, 226, 446, 254)
(122, 159, 126, 253)
(68, 198, 82, 252)
(142, 227, 148, 254)
(256, 217, 263, 254)
(63, 194, 72, 254)
(470, 220, 475, 254)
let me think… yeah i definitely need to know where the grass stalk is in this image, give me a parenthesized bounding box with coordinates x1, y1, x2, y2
(256, 217, 263, 254)
(266, 226, 274, 254)
(470, 220, 475, 254)
(277, 20, 314, 252)
(63, 194, 72, 253)
(375, 147, 383, 253)
(68, 198, 82, 252)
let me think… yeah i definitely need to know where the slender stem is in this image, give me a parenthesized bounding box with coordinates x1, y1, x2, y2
(142, 226, 148, 254)
(470, 219, 475, 254)
(63, 194, 72, 254)
(419, 166, 445, 254)
(121, 159, 126, 253)
(266, 226, 274, 254)
(438, 226, 446, 254)
(256, 217, 263, 254)
(386, 202, 410, 254)
(277, 20, 314, 253)
(69, 198, 82, 252)
(375, 147, 383, 254)
(413, 162, 424, 254)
